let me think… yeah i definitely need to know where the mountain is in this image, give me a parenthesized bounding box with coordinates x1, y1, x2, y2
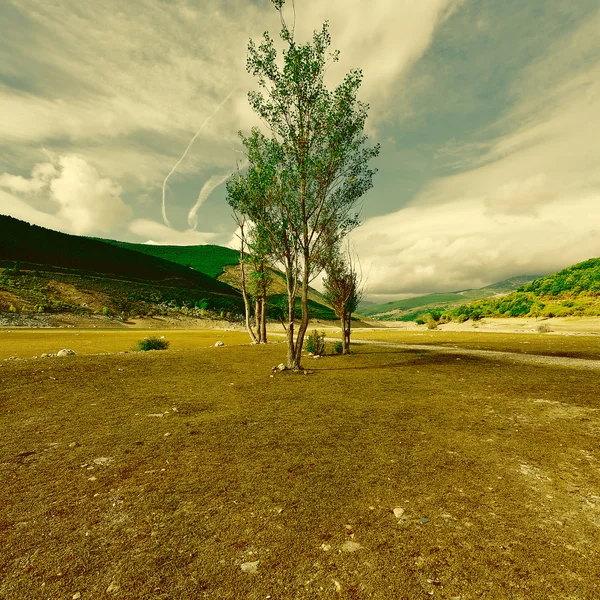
(359, 275, 540, 321)
(0, 215, 337, 320)
(96, 239, 239, 279)
(447, 258, 600, 320)
(0, 215, 242, 317)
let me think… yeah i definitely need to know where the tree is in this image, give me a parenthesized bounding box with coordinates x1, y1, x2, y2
(323, 248, 362, 354)
(227, 0, 379, 370)
(232, 205, 273, 344)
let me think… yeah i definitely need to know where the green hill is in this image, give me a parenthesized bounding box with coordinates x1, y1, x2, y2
(0, 215, 242, 317)
(448, 258, 600, 320)
(358, 275, 540, 321)
(96, 239, 239, 279)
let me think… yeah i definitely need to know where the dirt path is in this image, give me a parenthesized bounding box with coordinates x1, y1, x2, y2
(349, 338, 600, 370)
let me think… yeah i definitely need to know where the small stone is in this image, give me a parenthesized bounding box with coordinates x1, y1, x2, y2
(320, 543, 331, 551)
(72, 593, 81, 599)
(88, 476, 97, 482)
(393, 507, 405, 519)
(57, 348, 76, 357)
(147, 413, 164, 418)
(276, 363, 287, 372)
(419, 517, 431, 524)
(241, 560, 259, 574)
(214, 341, 225, 347)
(163, 432, 171, 437)
(69, 442, 80, 448)
(341, 540, 362, 553)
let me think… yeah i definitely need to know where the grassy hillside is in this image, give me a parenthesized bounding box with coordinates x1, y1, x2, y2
(0, 215, 243, 318)
(0, 215, 238, 295)
(447, 258, 600, 320)
(359, 275, 540, 321)
(97, 239, 239, 279)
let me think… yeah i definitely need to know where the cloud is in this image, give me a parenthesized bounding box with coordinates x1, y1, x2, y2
(49, 156, 131, 234)
(129, 219, 217, 246)
(351, 7, 600, 300)
(352, 193, 600, 300)
(0, 155, 131, 235)
(0, 162, 57, 194)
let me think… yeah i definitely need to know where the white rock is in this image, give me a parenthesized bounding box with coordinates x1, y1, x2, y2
(241, 560, 259, 574)
(393, 507, 405, 519)
(214, 341, 225, 347)
(341, 540, 363, 553)
(57, 348, 76, 357)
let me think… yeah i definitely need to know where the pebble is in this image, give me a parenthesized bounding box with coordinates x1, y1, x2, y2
(393, 507, 405, 519)
(241, 560, 259, 574)
(72, 593, 81, 599)
(341, 540, 362, 553)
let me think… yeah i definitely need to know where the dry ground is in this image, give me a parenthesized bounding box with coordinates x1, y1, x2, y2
(1, 331, 600, 599)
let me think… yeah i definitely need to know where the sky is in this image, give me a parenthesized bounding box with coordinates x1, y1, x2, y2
(1, 0, 599, 301)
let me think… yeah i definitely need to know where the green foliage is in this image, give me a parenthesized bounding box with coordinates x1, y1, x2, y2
(305, 330, 326, 356)
(333, 341, 343, 354)
(96, 240, 239, 279)
(136, 337, 170, 351)
(521, 258, 600, 296)
(0, 215, 240, 300)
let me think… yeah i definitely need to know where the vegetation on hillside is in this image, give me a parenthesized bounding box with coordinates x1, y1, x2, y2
(0, 215, 239, 296)
(96, 239, 239, 279)
(443, 258, 600, 321)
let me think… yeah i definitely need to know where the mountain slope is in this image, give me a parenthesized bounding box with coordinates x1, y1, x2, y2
(97, 239, 239, 279)
(448, 258, 600, 320)
(359, 275, 540, 320)
(0, 215, 239, 295)
(0, 215, 243, 317)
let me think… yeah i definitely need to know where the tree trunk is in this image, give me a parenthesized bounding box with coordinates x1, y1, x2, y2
(261, 294, 267, 343)
(285, 266, 299, 370)
(240, 262, 258, 344)
(343, 312, 351, 354)
(294, 270, 310, 370)
(255, 299, 262, 343)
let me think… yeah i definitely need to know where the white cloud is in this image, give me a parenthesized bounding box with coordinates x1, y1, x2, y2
(352, 193, 600, 300)
(0, 190, 64, 230)
(129, 218, 217, 246)
(0, 155, 131, 235)
(0, 162, 57, 194)
(352, 7, 600, 299)
(49, 156, 131, 234)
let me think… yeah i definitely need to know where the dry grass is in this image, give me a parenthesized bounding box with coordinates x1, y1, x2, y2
(351, 329, 600, 361)
(0, 329, 251, 360)
(1, 335, 600, 599)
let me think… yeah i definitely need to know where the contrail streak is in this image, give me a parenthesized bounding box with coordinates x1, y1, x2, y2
(161, 89, 234, 227)
(187, 173, 230, 230)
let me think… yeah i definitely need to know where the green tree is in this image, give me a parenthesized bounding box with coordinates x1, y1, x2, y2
(323, 248, 362, 354)
(227, 0, 379, 369)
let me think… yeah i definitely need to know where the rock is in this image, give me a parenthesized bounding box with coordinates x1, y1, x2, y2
(57, 348, 76, 357)
(393, 507, 405, 519)
(276, 363, 287, 372)
(214, 341, 224, 347)
(341, 540, 363, 553)
(72, 593, 81, 600)
(241, 560, 259, 574)
(69, 442, 80, 448)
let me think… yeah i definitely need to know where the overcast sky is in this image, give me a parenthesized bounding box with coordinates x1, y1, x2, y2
(1, 0, 599, 301)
